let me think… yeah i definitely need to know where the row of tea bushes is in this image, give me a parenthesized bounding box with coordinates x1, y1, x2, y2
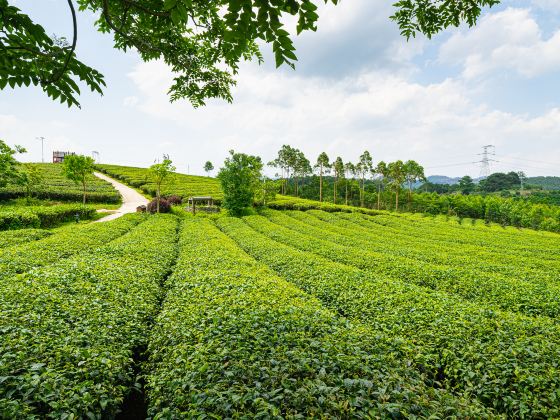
(0, 204, 97, 230)
(0, 215, 179, 418)
(0, 228, 52, 249)
(96, 164, 223, 201)
(0, 163, 120, 203)
(217, 216, 560, 418)
(262, 210, 560, 318)
(0, 214, 144, 281)
(145, 217, 491, 418)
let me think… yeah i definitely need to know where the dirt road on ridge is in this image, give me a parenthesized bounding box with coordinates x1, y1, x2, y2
(93, 172, 148, 222)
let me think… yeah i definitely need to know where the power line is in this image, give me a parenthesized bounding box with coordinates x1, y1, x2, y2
(494, 155, 559, 168)
(425, 161, 479, 169)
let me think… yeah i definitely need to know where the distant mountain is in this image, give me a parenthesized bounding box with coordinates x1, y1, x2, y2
(426, 175, 462, 185)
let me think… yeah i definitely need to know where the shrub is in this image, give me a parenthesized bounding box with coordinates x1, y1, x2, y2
(165, 195, 182, 205)
(147, 198, 171, 213)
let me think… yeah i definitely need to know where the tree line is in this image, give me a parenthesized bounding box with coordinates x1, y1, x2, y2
(268, 145, 425, 211)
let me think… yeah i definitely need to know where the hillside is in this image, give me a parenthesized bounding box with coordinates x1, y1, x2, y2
(2, 206, 560, 417)
(0, 163, 120, 203)
(96, 164, 223, 200)
(527, 176, 560, 190)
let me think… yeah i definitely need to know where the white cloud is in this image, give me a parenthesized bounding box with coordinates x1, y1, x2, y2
(440, 8, 560, 79)
(125, 59, 560, 177)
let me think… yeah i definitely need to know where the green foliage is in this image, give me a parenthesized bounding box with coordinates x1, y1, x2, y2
(0, 0, 105, 108)
(0, 163, 120, 203)
(0, 203, 96, 230)
(527, 176, 560, 191)
(391, 0, 500, 39)
(62, 155, 96, 205)
(203, 161, 214, 175)
(458, 175, 475, 195)
(0, 139, 25, 188)
(96, 164, 222, 200)
(146, 217, 491, 418)
(3, 0, 348, 107)
(480, 171, 521, 192)
(15, 162, 44, 203)
(218, 150, 263, 216)
(254, 178, 279, 206)
(0, 228, 51, 249)
(0, 213, 143, 281)
(149, 158, 176, 213)
(410, 192, 560, 232)
(0, 215, 178, 417)
(218, 211, 560, 417)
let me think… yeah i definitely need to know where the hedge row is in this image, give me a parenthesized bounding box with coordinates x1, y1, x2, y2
(145, 217, 491, 418)
(0, 214, 179, 418)
(0, 214, 144, 281)
(333, 211, 560, 262)
(0, 189, 120, 203)
(268, 195, 384, 215)
(260, 210, 560, 319)
(0, 228, 52, 249)
(217, 216, 560, 418)
(0, 163, 120, 203)
(96, 164, 222, 201)
(0, 205, 98, 230)
(283, 209, 560, 288)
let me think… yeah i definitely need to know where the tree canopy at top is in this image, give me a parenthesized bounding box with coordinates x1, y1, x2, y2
(0, 0, 499, 108)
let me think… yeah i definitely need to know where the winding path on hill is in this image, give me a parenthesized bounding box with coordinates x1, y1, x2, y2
(93, 172, 148, 222)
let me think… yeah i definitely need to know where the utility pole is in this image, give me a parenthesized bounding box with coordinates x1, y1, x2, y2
(477, 145, 497, 178)
(36, 136, 46, 163)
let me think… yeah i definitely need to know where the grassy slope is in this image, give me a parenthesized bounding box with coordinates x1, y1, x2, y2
(0, 163, 120, 203)
(96, 164, 223, 200)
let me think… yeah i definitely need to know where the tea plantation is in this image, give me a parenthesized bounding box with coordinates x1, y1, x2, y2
(96, 164, 223, 201)
(1, 198, 559, 418)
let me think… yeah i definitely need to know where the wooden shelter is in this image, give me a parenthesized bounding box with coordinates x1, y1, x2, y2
(187, 196, 215, 214)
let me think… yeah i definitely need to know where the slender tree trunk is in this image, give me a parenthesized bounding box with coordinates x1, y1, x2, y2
(377, 184, 381, 210)
(157, 182, 161, 213)
(319, 168, 323, 202)
(82, 180, 86, 206)
(360, 175, 365, 207)
(395, 189, 399, 212)
(334, 177, 337, 204)
(345, 180, 348, 205)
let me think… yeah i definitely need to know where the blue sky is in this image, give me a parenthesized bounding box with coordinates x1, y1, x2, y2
(1, 0, 560, 177)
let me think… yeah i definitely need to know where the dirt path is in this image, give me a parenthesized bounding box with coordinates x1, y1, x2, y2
(93, 172, 149, 222)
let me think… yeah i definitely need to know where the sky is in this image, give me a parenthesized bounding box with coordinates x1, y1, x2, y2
(2, 0, 560, 178)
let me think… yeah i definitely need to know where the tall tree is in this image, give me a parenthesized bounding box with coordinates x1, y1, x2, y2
(388, 160, 406, 211)
(404, 160, 425, 203)
(344, 161, 355, 206)
(375, 161, 389, 210)
(315, 152, 330, 203)
(17, 163, 44, 204)
(203, 161, 214, 176)
(333, 157, 344, 205)
(2, 1, 498, 107)
(149, 158, 176, 213)
(358, 151, 373, 207)
(294, 151, 311, 197)
(458, 175, 475, 195)
(62, 154, 95, 205)
(270, 145, 297, 196)
(218, 150, 263, 216)
(0, 139, 25, 188)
